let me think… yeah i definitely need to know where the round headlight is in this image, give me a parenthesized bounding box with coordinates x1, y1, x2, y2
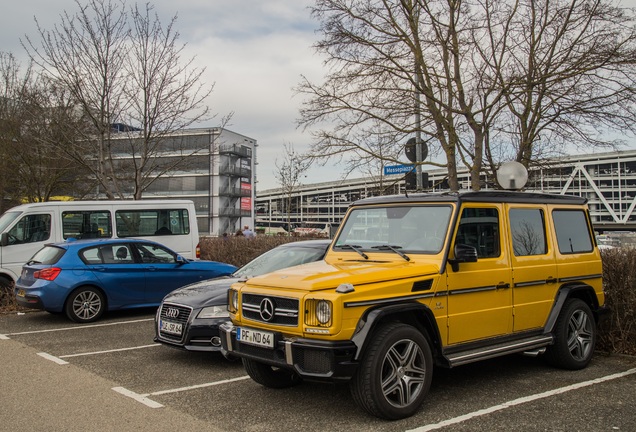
(315, 300, 331, 324)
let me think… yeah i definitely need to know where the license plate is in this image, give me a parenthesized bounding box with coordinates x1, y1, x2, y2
(236, 327, 274, 349)
(160, 319, 182, 336)
(17, 289, 25, 297)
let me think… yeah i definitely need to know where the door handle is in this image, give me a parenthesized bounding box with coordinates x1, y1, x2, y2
(546, 277, 557, 284)
(496, 282, 510, 289)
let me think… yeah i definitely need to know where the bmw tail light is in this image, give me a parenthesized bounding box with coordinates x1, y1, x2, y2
(33, 267, 61, 281)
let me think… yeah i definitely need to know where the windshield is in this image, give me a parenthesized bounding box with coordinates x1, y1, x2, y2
(334, 205, 452, 254)
(234, 244, 326, 278)
(0, 211, 22, 234)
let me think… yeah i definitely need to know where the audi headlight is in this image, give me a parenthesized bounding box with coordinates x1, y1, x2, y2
(228, 289, 238, 314)
(197, 306, 229, 319)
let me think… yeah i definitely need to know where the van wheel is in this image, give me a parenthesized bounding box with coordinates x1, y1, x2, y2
(350, 323, 433, 420)
(65, 287, 105, 323)
(242, 358, 302, 388)
(545, 299, 596, 370)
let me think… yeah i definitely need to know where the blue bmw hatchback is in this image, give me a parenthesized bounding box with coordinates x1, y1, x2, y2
(15, 238, 236, 323)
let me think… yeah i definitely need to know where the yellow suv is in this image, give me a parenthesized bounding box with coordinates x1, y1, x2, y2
(220, 190, 608, 420)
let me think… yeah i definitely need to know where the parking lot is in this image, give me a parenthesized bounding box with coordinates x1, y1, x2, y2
(1, 309, 636, 432)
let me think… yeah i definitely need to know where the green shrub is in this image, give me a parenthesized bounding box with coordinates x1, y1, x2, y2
(598, 248, 636, 355)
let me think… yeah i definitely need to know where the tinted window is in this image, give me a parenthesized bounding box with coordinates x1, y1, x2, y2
(116, 209, 190, 237)
(29, 245, 65, 265)
(80, 244, 134, 264)
(456, 207, 500, 258)
(62, 211, 112, 239)
(552, 210, 593, 254)
(510, 208, 547, 256)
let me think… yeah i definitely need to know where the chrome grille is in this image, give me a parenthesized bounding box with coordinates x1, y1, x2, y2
(158, 303, 192, 341)
(241, 293, 299, 326)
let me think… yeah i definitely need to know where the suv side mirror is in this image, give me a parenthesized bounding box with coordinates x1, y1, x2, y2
(448, 243, 478, 272)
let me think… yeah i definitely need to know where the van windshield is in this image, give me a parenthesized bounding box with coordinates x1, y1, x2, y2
(0, 211, 22, 234)
(334, 205, 452, 254)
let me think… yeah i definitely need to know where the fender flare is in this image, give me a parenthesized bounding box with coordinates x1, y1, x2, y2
(543, 284, 600, 334)
(350, 302, 441, 361)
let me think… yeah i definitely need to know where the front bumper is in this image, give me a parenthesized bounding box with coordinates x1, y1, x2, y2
(219, 322, 359, 383)
(155, 306, 226, 352)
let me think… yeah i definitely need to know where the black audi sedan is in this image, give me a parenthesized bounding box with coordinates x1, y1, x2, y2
(154, 239, 330, 354)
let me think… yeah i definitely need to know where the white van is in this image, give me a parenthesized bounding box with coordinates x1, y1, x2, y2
(0, 200, 200, 286)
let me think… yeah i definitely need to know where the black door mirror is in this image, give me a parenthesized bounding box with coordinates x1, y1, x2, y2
(448, 243, 478, 272)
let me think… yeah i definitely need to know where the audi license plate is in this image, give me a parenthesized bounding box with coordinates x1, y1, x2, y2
(160, 320, 182, 336)
(236, 327, 274, 349)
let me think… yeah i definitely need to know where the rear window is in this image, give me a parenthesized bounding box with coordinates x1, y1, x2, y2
(29, 246, 66, 265)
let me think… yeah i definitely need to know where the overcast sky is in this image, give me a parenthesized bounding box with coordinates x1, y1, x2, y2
(2, 0, 636, 191)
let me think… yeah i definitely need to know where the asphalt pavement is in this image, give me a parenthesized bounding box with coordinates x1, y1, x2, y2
(0, 337, 221, 432)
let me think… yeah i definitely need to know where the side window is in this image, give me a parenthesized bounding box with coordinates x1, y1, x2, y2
(509, 208, 547, 256)
(552, 209, 593, 254)
(7, 214, 51, 244)
(134, 243, 177, 264)
(116, 209, 190, 237)
(62, 211, 112, 239)
(455, 207, 500, 258)
(81, 244, 134, 264)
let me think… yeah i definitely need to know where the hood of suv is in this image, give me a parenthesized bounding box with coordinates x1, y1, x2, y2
(243, 259, 440, 292)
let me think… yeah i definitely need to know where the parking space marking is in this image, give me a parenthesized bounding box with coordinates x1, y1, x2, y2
(59, 343, 160, 358)
(0, 334, 9, 340)
(144, 375, 251, 397)
(37, 352, 69, 365)
(407, 367, 636, 432)
(112, 387, 164, 408)
(1, 318, 153, 338)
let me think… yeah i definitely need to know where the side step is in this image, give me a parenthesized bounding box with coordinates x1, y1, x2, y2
(445, 335, 553, 367)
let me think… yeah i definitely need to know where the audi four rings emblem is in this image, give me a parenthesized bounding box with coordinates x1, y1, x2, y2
(259, 298, 275, 322)
(165, 307, 180, 319)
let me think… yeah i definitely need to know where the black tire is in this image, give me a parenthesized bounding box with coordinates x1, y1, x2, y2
(545, 298, 596, 370)
(242, 358, 302, 389)
(350, 322, 433, 420)
(65, 287, 105, 323)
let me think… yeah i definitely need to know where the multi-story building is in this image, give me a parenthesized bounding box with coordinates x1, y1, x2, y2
(100, 127, 257, 236)
(256, 149, 636, 234)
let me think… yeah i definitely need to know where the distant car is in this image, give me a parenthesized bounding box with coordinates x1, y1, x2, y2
(15, 238, 237, 323)
(154, 239, 331, 353)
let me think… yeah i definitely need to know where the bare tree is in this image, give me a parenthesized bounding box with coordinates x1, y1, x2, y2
(0, 52, 86, 207)
(23, 0, 224, 199)
(274, 143, 312, 233)
(298, 0, 636, 191)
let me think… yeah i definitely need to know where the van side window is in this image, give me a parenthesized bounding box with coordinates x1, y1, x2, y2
(455, 208, 500, 258)
(116, 209, 190, 237)
(62, 211, 112, 239)
(552, 209, 593, 254)
(509, 208, 547, 256)
(7, 214, 51, 244)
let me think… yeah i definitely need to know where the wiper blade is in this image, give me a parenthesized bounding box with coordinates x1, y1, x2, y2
(372, 245, 411, 262)
(26, 260, 41, 266)
(338, 244, 368, 259)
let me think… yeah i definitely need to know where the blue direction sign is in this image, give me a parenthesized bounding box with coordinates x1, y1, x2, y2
(384, 164, 414, 175)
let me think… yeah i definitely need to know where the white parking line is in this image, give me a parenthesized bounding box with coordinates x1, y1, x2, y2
(37, 352, 69, 365)
(0, 334, 9, 340)
(407, 367, 636, 432)
(144, 375, 251, 396)
(112, 387, 164, 408)
(1, 318, 154, 338)
(59, 344, 160, 358)
(111, 376, 251, 409)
